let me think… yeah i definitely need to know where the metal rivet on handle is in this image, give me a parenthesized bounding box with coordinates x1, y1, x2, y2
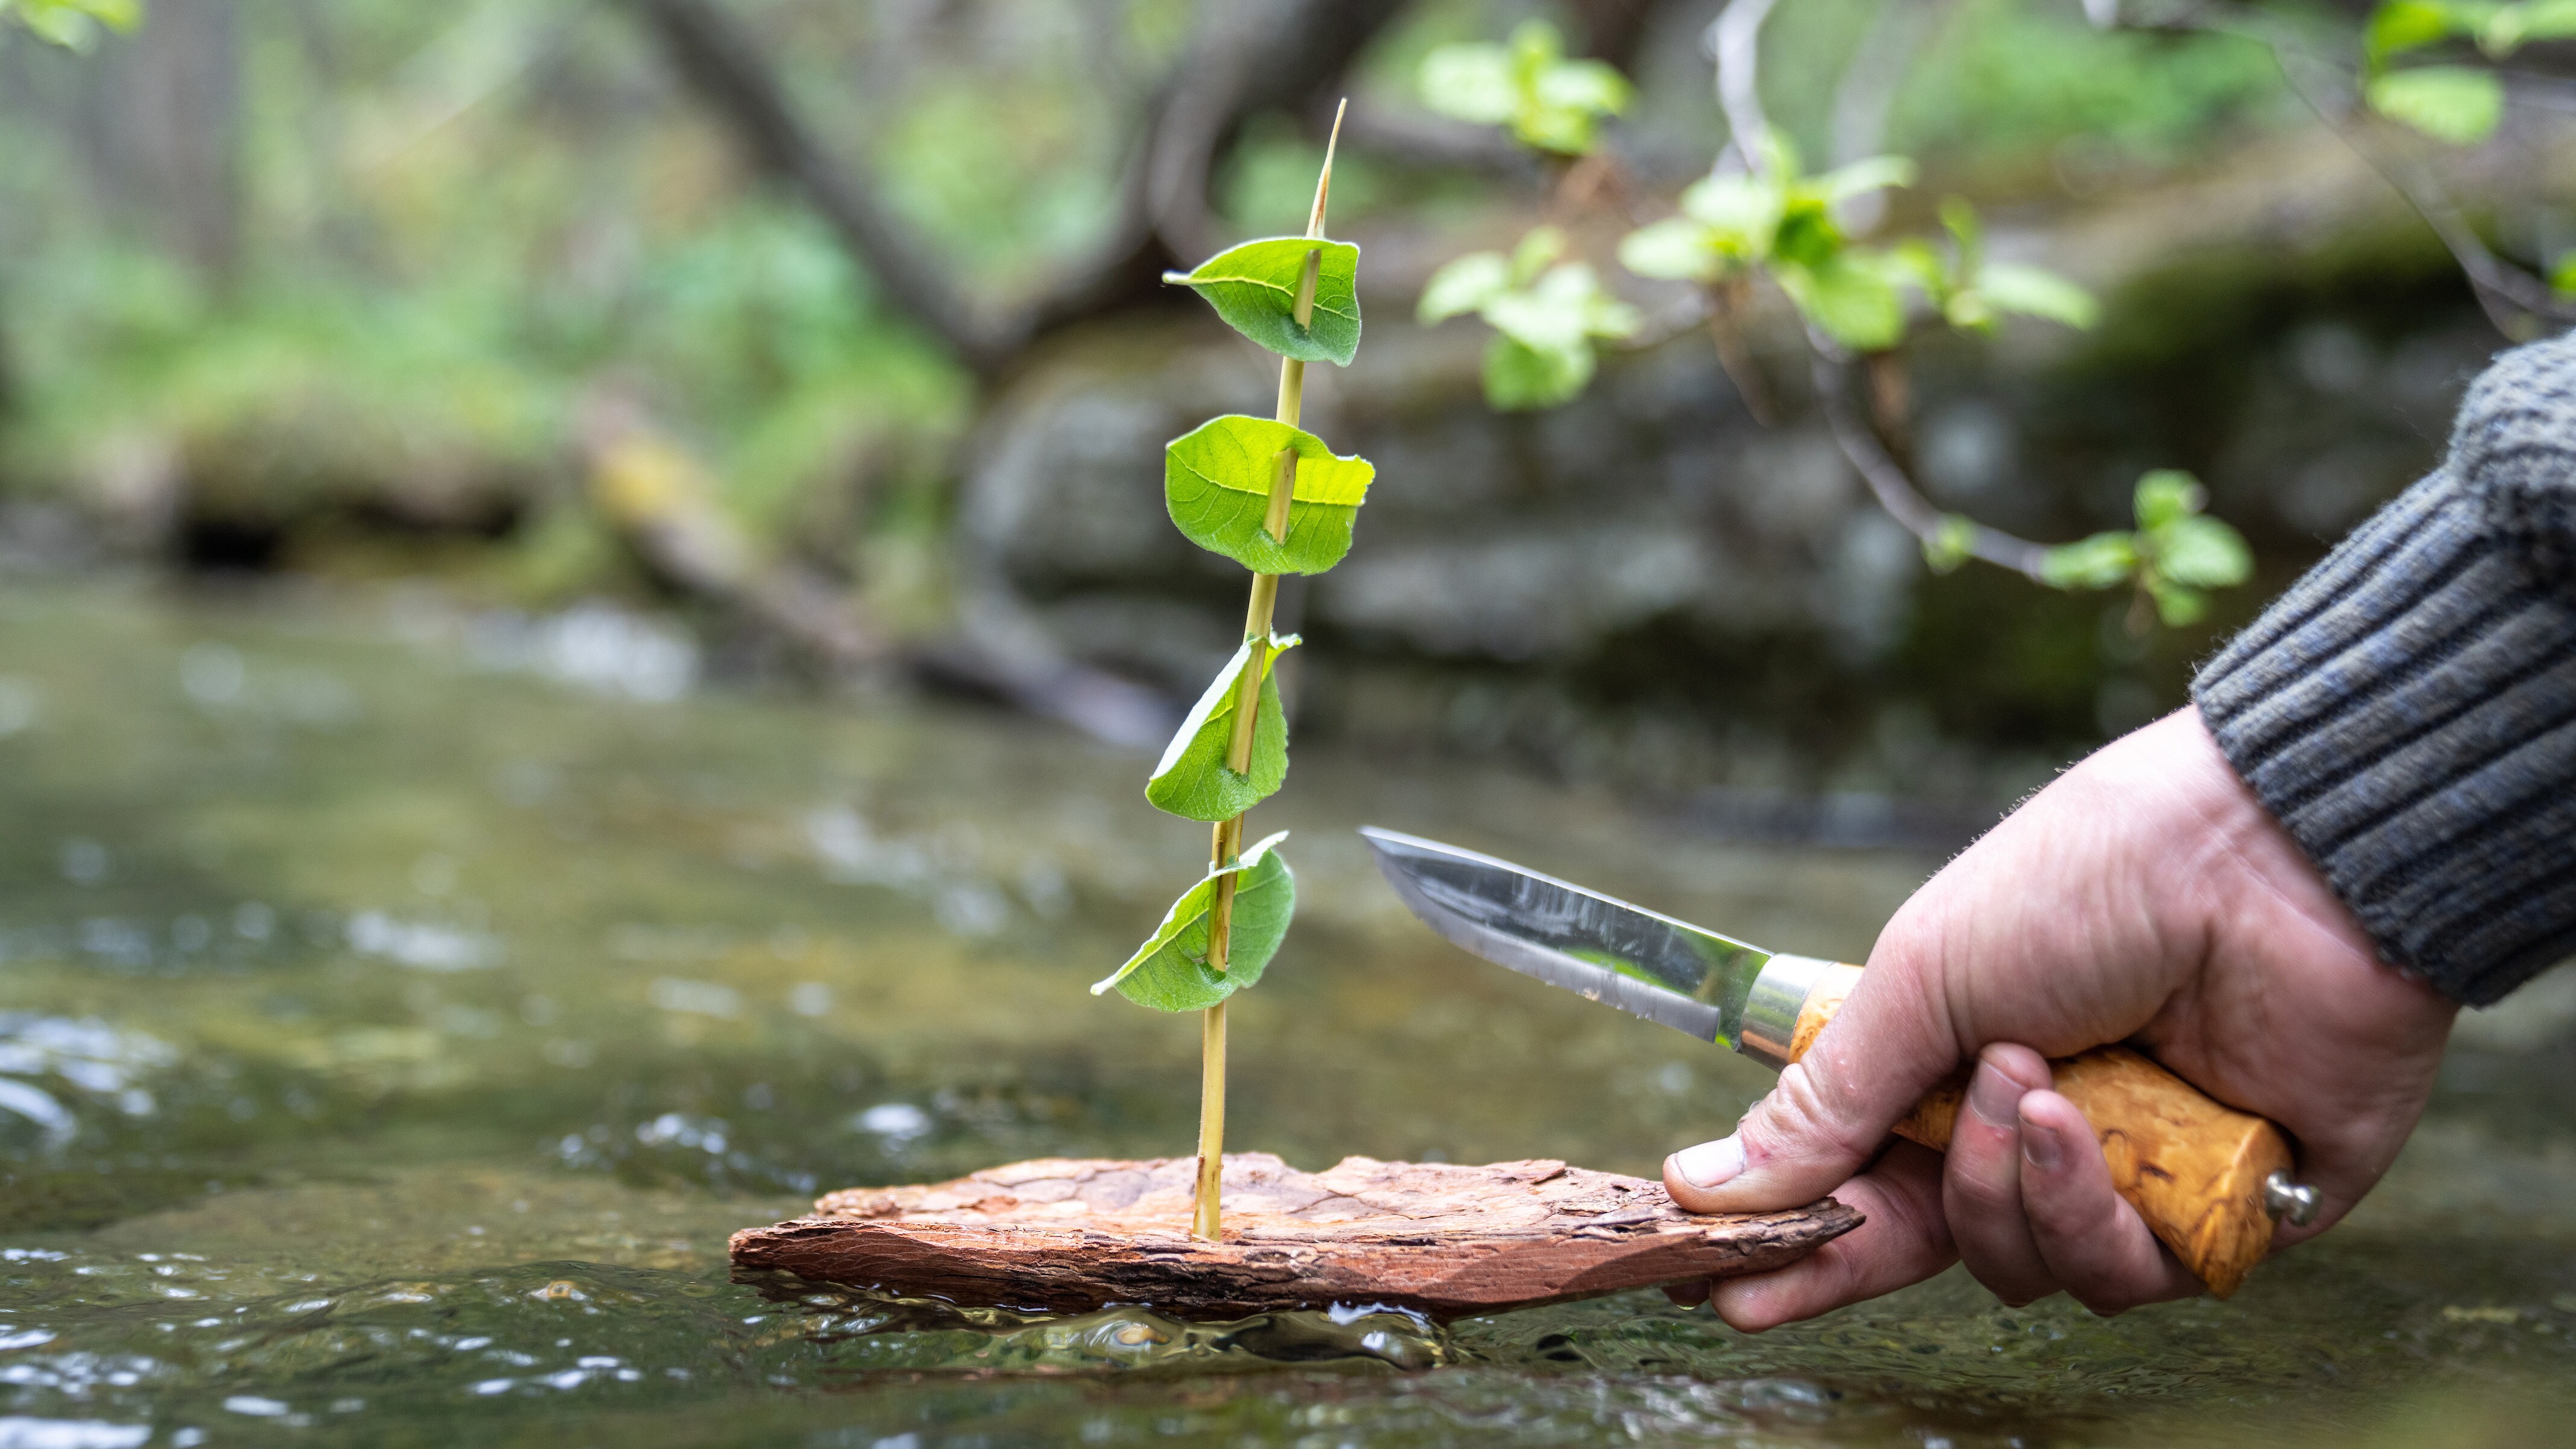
(2262, 1170, 2321, 1226)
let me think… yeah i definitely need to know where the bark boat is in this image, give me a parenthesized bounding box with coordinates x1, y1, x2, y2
(729, 1151, 1859, 1319)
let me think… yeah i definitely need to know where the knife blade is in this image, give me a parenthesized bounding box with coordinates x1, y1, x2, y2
(1358, 826, 1830, 1069)
(1358, 824, 2321, 1299)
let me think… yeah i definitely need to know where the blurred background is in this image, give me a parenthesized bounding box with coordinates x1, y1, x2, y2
(5, 3, 2576, 1445)
(0, 0, 2542, 821)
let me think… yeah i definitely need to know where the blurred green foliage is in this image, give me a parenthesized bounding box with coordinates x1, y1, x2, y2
(2359, 0, 2576, 145)
(1418, 18, 1630, 155)
(0, 0, 139, 51)
(0, 0, 2376, 620)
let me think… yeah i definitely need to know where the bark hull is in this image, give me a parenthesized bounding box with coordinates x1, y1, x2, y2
(729, 1153, 1860, 1320)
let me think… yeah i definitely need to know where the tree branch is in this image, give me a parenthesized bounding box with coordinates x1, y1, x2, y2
(1809, 344, 2049, 578)
(1710, 0, 1780, 171)
(623, 0, 1010, 373)
(625, 0, 1411, 382)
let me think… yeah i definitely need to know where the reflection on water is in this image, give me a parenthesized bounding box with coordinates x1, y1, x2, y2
(0, 579, 2572, 1447)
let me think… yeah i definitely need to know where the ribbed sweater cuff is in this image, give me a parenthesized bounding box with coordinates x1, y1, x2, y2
(2190, 341, 2576, 1005)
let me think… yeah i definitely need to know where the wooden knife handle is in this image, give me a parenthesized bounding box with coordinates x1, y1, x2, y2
(1790, 963, 2292, 1298)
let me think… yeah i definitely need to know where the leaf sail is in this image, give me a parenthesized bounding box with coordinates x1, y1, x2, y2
(1145, 634, 1303, 822)
(1165, 237, 1363, 366)
(1091, 832, 1296, 1012)
(1164, 416, 1375, 574)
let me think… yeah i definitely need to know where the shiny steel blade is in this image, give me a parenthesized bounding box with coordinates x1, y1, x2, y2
(1359, 826, 1773, 1046)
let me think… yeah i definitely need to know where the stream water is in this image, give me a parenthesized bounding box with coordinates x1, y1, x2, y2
(2, 578, 2573, 1447)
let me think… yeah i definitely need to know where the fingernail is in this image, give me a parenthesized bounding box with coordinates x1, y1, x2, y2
(2021, 1118, 2064, 1173)
(1966, 1060, 2024, 1128)
(1673, 1135, 1745, 1189)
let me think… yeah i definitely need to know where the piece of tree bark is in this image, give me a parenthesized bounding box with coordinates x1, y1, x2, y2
(730, 1153, 1860, 1320)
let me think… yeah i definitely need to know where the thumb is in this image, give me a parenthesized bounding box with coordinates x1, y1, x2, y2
(1662, 956, 1961, 1214)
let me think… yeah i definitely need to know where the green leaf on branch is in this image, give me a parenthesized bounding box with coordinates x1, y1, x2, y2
(1485, 262, 1637, 352)
(1817, 155, 1918, 203)
(2131, 470, 2248, 591)
(1165, 237, 1362, 366)
(1419, 20, 1631, 156)
(2151, 581, 2210, 627)
(1164, 415, 1375, 574)
(2366, 1, 2461, 66)
(1419, 251, 1512, 322)
(2554, 250, 2576, 297)
(1775, 252, 1904, 351)
(1483, 334, 1594, 410)
(1681, 173, 1784, 252)
(2367, 66, 2504, 144)
(1144, 634, 1302, 823)
(2151, 515, 2252, 588)
(1480, 261, 1635, 410)
(1417, 41, 1518, 124)
(1090, 832, 1296, 1012)
(1422, 232, 1636, 412)
(2041, 532, 2140, 590)
(1977, 263, 2099, 330)
(2038, 470, 2250, 621)
(2132, 469, 2202, 530)
(1508, 226, 1568, 285)
(1618, 217, 1726, 283)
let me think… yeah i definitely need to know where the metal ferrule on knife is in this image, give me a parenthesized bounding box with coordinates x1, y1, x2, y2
(1735, 952, 1840, 1072)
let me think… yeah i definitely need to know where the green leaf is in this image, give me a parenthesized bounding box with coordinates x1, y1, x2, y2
(2150, 580, 2210, 627)
(2132, 469, 2205, 530)
(1815, 154, 1918, 204)
(1143, 634, 1302, 823)
(1510, 226, 1568, 286)
(2366, 1, 2463, 66)
(1681, 174, 1783, 255)
(1419, 42, 1518, 125)
(7, 0, 140, 47)
(1164, 236, 1362, 366)
(1776, 253, 1905, 351)
(2366, 66, 2504, 145)
(1533, 57, 1632, 117)
(1485, 263, 1635, 351)
(2150, 515, 2253, 588)
(1419, 22, 1628, 156)
(1090, 832, 1296, 1012)
(1483, 334, 1594, 410)
(1164, 415, 1375, 575)
(2552, 250, 2576, 296)
(2040, 532, 2140, 591)
(1618, 218, 1724, 282)
(1977, 262, 2098, 330)
(1419, 251, 1512, 323)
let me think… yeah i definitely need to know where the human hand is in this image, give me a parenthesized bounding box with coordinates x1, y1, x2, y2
(1659, 709, 2458, 1328)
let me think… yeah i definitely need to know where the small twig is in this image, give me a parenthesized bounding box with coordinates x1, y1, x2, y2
(1710, 0, 1780, 172)
(1810, 342, 2050, 579)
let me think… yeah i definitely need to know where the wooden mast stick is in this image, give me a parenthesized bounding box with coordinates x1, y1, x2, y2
(1193, 101, 1344, 1241)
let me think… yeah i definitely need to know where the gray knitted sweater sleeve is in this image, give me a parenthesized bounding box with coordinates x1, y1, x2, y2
(2191, 332, 2576, 1007)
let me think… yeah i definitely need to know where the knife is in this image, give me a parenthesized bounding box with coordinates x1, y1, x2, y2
(1359, 825, 2321, 1298)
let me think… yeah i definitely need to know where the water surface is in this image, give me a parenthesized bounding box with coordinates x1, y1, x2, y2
(2, 579, 2572, 1447)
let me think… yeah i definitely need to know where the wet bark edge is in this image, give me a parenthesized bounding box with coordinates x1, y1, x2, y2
(728, 1154, 1862, 1320)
